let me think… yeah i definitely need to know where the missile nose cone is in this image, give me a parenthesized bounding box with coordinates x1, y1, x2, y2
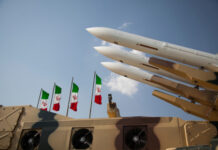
(101, 62, 113, 69)
(86, 27, 117, 43)
(93, 46, 105, 53)
(94, 46, 115, 56)
(86, 27, 108, 38)
(86, 27, 97, 34)
(101, 62, 121, 71)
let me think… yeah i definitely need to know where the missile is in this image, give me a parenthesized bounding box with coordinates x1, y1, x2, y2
(148, 57, 218, 91)
(94, 46, 187, 83)
(87, 27, 218, 71)
(95, 46, 218, 91)
(152, 90, 218, 121)
(101, 62, 218, 109)
(101, 62, 177, 93)
(94, 46, 218, 91)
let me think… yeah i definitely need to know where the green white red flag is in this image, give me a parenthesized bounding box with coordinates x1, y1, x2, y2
(95, 74, 102, 104)
(53, 85, 62, 111)
(40, 90, 49, 111)
(70, 83, 79, 111)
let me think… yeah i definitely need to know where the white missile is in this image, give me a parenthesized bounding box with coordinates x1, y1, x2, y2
(102, 62, 218, 109)
(87, 27, 218, 71)
(101, 62, 176, 93)
(94, 46, 187, 83)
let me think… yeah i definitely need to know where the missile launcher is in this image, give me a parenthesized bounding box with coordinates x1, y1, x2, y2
(0, 105, 217, 150)
(87, 27, 218, 121)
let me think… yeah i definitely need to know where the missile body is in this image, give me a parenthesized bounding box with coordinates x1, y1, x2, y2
(94, 46, 187, 83)
(102, 62, 218, 109)
(101, 62, 177, 93)
(152, 90, 218, 121)
(87, 27, 218, 71)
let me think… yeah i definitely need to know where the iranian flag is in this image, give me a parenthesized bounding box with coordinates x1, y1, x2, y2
(40, 90, 49, 111)
(53, 85, 62, 111)
(70, 83, 79, 111)
(95, 74, 102, 104)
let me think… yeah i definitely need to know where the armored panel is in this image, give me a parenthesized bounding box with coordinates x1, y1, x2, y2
(0, 106, 216, 150)
(0, 106, 23, 149)
(184, 122, 217, 146)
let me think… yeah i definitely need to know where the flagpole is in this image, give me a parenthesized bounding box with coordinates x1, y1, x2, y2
(49, 83, 56, 112)
(66, 77, 74, 117)
(36, 88, 42, 108)
(89, 71, 96, 119)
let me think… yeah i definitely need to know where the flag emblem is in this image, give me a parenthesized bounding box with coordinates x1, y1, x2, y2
(70, 83, 79, 111)
(95, 74, 102, 104)
(53, 85, 62, 111)
(40, 90, 49, 111)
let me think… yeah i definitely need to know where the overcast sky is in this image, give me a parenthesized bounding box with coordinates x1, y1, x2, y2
(0, 0, 218, 120)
